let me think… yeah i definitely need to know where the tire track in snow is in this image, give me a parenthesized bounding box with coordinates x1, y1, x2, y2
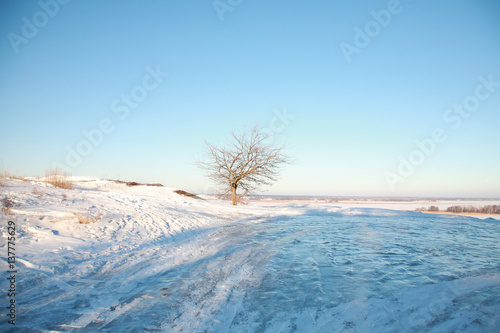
(57, 217, 274, 332)
(89, 217, 285, 332)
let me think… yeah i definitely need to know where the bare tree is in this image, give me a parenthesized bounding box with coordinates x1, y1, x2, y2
(198, 125, 290, 205)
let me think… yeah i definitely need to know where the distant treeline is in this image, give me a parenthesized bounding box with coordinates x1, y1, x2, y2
(417, 205, 500, 214)
(446, 205, 500, 214)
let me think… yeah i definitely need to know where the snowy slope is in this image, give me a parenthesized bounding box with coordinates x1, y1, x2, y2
(1, 178, 499, 332)
(0, 178, 273, 330)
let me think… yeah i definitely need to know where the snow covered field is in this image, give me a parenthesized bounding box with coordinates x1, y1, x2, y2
(1, 178, 499, 332)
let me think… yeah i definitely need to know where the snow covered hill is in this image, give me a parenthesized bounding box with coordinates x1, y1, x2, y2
(1, 178, 498, 332)
(0, 177, 276, 330)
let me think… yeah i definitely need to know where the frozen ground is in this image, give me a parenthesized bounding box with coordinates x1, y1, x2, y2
(0, 178, 499, 332)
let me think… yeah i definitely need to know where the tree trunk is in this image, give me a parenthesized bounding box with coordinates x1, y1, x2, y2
(231, 183, 237, 206)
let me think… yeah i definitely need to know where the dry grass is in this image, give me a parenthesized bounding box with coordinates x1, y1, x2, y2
(32, 188, 44, 196)
(45, 168, 73, 189)
(12, 176, 29, 181)
(73, 209, 104, 224)
(2, 196, 14, 215)
(0, 168, 29, 185)
(0, 168, 9, 187)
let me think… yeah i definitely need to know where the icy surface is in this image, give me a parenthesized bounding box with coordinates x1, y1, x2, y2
(1, 178, 499, 332)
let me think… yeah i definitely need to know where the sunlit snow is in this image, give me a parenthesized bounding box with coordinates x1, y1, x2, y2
(1, 178, 498, 332)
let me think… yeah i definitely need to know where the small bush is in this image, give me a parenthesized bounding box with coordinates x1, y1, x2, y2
(2, 196, 14, 215)
(174, 190, 204, 200)
(73, 210, 104, 224)
(112, 179, 164, 187)
(112, 180, 142, 186)
(415, 206, 439, 212)
(45, 168, 73, 189)
(32, 188, 44, 196)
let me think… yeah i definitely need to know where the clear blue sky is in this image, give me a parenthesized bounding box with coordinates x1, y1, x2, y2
(1, 0, 499, 197)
